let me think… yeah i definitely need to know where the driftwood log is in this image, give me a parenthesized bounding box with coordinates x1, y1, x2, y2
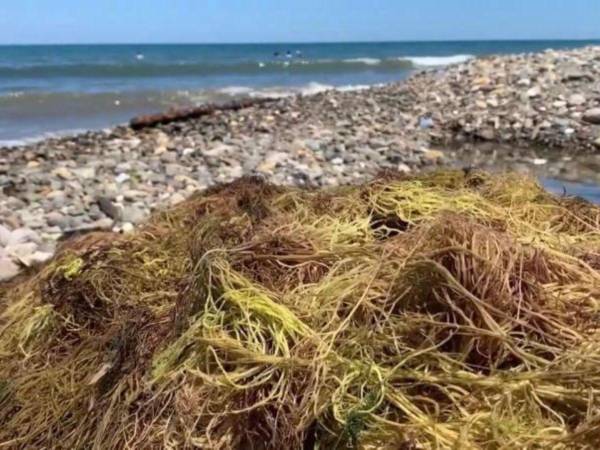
(130, 98, 276, 130)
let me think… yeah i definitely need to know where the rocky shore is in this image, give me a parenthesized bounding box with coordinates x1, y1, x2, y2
(1, 45, 600, 279)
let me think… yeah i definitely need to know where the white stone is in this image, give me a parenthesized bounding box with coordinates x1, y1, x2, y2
(0, 257, 19, 282)
(6, 242, 38, 261)
(121, 223, 135, 234)
(526, 86, 541, 98)
(7, 228, 42, 245)
(115, 173, 131, 184)
(21, 251, 53, 267)
(567, 94, 586, 106)
(0, 224, 12, 247)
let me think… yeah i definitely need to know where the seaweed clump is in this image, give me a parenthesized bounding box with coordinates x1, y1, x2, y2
(1, 171, 600, 449)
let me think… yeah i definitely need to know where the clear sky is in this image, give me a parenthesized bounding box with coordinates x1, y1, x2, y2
(1, 0, 599, 44)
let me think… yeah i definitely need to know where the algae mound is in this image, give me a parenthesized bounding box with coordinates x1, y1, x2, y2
(1, 171, 600, 449)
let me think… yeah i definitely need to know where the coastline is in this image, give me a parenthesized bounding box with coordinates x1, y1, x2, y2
(1, 45, 600, 278)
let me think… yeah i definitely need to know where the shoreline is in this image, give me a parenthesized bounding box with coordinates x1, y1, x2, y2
(1, 45, 600, 279)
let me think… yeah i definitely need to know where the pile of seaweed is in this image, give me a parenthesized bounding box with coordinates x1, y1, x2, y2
(1, 171, 600, 449)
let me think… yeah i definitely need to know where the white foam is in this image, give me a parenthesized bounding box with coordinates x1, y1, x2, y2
(0, 128, 89, 148)
(343, 58, 381, 66)
(405, 54, 474, 67)
(218, 86, 254, 96)
(299, 82, 335, 96)
(205, 82, 375, 102)
(335, 84, 373, 92)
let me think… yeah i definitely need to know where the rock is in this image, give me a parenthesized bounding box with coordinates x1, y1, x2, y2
(61, 218, 114, 238)
(531, 158, 548, 166)
(582, 108, 600, 125)
(72, 167, 96, 179)
(169, 193, 186, 206)
(6, 242, 38, 262)
(46, 211, 67, 228)
(0, 257, 19, 282)
(422, 149, 445, 162)
(562, 68, 593, 82)
(98, 197, 123, 220)
(593, 137, 600, 149)
(526, 86, 541, 98)
(121, 222, 135, 233)
(7, 228, 42, 245)
(419, 117, 434, 129)
(121, 205, 146, 224)
(20, 251, 53, 267)
(53, 167, 72, 180)
(160, 151, 178, 163)
(115, 173, 130, 184)
(476, 128, 495, 141)
(568, 94, 586, 106)
(165, 164, 184, 177)
(92, 218, 115, 230)
(397, 163, 411, 173)
(0, 224, 12, 246)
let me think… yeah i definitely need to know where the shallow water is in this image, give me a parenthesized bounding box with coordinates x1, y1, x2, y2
(542, 178, 600, 204)
(2, 40, 600, 143)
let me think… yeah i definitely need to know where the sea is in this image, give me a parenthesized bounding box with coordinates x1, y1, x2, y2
(2, 40, 600, 145)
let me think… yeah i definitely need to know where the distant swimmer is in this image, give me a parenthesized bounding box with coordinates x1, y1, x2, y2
(273, 52, 280, 58)
(285, 51, 292, 58)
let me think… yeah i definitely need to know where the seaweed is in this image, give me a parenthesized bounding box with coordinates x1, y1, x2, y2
(1, 171, 600, 449)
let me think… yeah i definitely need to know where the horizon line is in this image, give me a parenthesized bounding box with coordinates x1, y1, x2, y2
(2, 37, 600, 46)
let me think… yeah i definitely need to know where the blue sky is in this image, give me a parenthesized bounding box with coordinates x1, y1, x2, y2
(0, 0, 599, 44)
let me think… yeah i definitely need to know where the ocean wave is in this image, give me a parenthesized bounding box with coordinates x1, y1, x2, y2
(0, 82, 379, 116)
(343, 58, 382, 66)
(0, 128, 89, 148)
(406, 54, 474, 67)
(0, 55, 472, 79)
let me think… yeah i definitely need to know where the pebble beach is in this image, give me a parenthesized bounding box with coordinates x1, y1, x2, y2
(2, 45, 600, 280)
